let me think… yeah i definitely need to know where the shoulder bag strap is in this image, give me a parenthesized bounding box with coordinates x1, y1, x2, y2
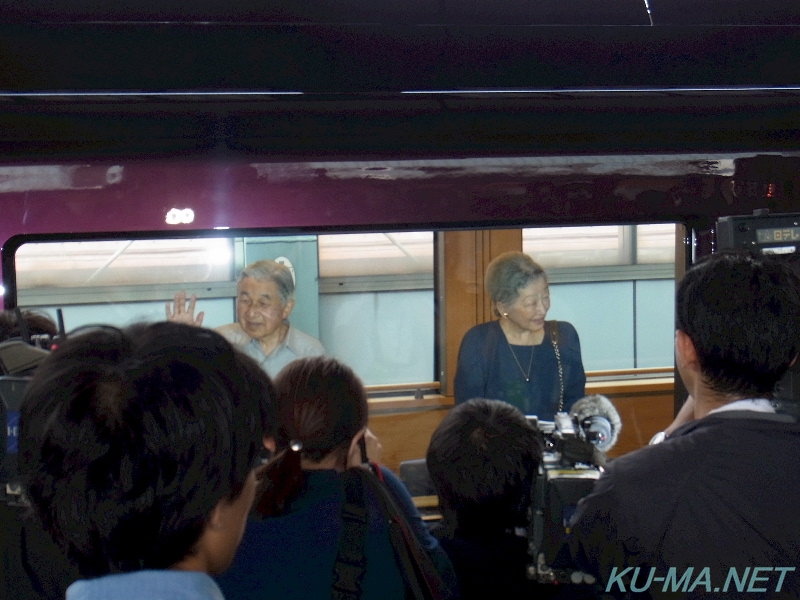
(358, 467, 445, 600)
(548, 320, 565, 412)
(332, 470, 370, 600)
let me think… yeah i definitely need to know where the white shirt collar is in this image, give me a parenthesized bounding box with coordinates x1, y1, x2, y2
(708, 398, 776, 415)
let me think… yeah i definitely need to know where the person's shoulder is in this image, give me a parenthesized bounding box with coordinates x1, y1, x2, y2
(364, 466, 420, 516)
(551, 320, 579, 339)
(601, 433, 698, 487)
(556, 320, 578, 333)
(377, 464, 398, 480)
(214, 322, 249, 346)
(71, 570, 222, 600)
(682, 412, 800, 450)
(362, 465, 410, 500)
(462, 321, 499, 342)
(285, 325, 324, 355)
(571, 443, 688, 529)
(377, 465, 408, 492)
(616, 414, 800, 478)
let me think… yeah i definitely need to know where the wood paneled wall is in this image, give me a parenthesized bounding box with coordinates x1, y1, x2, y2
(369, 408, 451, 475)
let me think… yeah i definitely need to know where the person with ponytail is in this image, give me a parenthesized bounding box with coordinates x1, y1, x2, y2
(215, 356, 457, 600)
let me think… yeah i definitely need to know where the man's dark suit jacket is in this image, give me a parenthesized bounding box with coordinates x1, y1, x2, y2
(567, 410, 800, 599)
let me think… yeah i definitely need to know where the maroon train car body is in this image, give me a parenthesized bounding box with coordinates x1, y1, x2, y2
(1, 4, 800, 305)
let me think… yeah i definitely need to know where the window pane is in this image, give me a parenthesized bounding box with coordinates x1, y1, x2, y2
(15, 238, 234, 288)
(636, 223, 676, 264)
(523, 225, 628, 268)
(318, 232, 433, 278)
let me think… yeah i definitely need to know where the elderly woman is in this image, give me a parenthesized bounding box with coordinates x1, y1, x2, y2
(167, 259, 324, 378)
(454, 251, 585, 420)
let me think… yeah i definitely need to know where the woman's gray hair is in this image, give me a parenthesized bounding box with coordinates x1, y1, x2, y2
(485, 252, 547, 313)
(237, 260, 295, 305)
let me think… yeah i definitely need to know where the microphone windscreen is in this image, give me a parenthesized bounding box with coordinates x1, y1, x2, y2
(569, 394, 621, 451)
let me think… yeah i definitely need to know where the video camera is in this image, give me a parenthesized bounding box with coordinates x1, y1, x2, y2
(526, 394, 622, 585)
(0, 376, 32, 505)
(0, 308, 62, 505)
(1, 338, 49, 505)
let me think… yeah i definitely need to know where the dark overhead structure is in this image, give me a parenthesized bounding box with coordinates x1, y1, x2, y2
(0, 2, 798, 161)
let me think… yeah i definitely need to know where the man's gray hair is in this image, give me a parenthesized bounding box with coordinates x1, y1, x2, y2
(237, 260, 295, 305)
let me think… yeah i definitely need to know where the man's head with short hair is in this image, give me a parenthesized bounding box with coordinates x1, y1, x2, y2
(426, 398, 542, 534)
(676, 251, 800, 398)
(235, 260, 297, 345)
(238, 259, 295, 306)
(19, 322, 271, 577)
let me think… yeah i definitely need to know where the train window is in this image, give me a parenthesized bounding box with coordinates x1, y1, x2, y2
(15, 238, 234, 288)
(636, 223, 677, 264)
(318, 232, 433, 279)
(12, 222, 675, 390)
(317, 232, 435, 386)
(522, 224, 676, 269)
(524, 223, 676, 372)
(12, 232, 436, 388)
(13, 237, 242, 351)
(524, 225, 628, 268)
